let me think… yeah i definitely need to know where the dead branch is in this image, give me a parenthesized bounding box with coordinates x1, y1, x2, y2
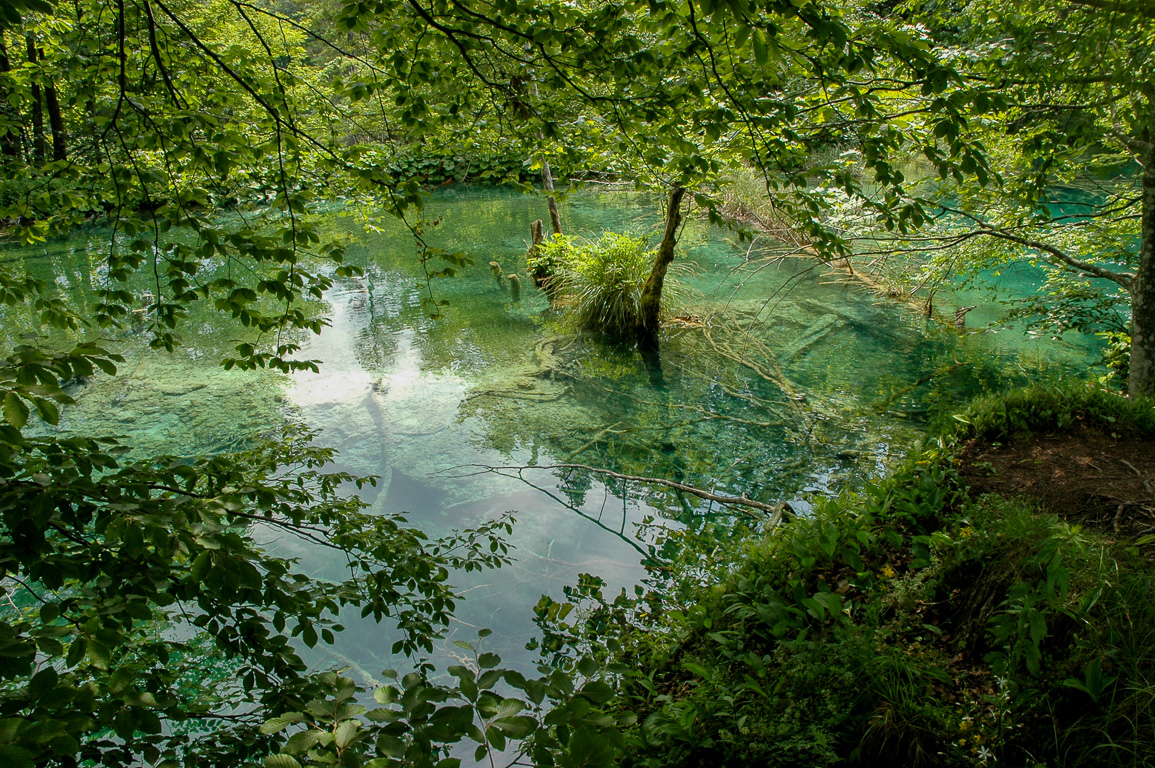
(482, 462, 792, 523)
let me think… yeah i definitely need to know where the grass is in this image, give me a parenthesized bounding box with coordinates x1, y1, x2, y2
(529, 232, 687, 339)
(944, 382, 1155, 442)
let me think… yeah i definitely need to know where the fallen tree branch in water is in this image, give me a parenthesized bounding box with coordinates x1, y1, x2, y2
(477, 462, 792, 524)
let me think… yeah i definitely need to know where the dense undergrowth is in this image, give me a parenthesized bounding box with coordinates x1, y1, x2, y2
(536, 385, 1155, 767)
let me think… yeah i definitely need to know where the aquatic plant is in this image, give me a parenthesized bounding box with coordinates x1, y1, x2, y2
(529, 232, 686, 338)
(559, 233, 655, 336)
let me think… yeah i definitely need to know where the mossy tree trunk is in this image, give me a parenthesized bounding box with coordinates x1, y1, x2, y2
(1131, 137, 1155, 398)
(637, 185, 686, 351)
(45, 78, 65, 161)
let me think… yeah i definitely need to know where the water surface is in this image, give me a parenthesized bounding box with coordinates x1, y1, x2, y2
(0, 187, 1101, 676)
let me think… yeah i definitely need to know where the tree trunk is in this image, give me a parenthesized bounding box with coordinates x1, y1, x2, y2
(45, 81, 65, 161)
(530, 80, 562, 235)
(0, 38, 20, 159)
(25, 34, 44, 163)
(1130, 139, 1155, 398)
(637, 185, 686, 351)
(543, 161, 562, 236)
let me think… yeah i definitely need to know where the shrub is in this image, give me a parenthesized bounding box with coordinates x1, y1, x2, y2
(559, 232, 656, 336)
(535, 402, 1155, 767)
(529, 232, 682, 339)
(527, 233, 580, 290)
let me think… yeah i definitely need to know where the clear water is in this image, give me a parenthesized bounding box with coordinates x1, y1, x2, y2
(0, 186, 1101, 678)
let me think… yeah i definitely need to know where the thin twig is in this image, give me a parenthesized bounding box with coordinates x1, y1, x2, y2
(480, 463, 791, 524)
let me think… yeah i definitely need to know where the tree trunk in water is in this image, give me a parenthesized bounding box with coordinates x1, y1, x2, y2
(529, 82, 563, 235)
(527, 219, 556, 295)
(637, 185, 686, 351)
(0, 39, 19, 159)
(45, 82, 65, 161)
(1130, 139, 1155, 398)
(25, 35, 44, 163)
(544, 170, 562, 235)
(542, 158, 562, 236)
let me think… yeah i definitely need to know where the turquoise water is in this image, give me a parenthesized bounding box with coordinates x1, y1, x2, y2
(0, 187, 1101, 677)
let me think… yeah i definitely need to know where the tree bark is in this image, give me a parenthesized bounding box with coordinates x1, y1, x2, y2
(45, 80, 65, 161)
(25, 34, 44, 163)
(637, 185, 686, 350)
(1130, 139, 1155, 398)
(543, 160, 562, 236)
(0, 38, 20, 159)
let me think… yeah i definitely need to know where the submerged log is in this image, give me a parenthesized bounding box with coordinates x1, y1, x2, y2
(782, 314, 841, 362)
(497, 462, 793, 523)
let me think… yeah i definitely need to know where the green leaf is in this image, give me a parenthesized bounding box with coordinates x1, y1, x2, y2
(492, 715, 535, 739)
(260, 713, 306, 734)
(285, 729, 323, 754)
(376, 734, 406, 757)
(579, 680, 614, 705)
(752, 30, 768, 66)
(734, 24, 751, 49)
(3, 392, 28, 429)
(32, 397, 59, 425)
(334, 720, 359, 749)
(28, 667, 58, 699)
(0, 745, 34, 768)
(264, 756, 302, 768)
(682, 662, 712, 679)
(66, 637, 87, 667)
(190, 551, 212, 582)
(86, 639, 111, 670)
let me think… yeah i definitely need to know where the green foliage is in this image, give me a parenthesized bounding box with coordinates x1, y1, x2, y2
(0, 406, 521, 765)
(530, 395, 1155, 767)
(385, 147, 535, 187)
(0, 0, 1147, 763)
(526, 234, 579, 291)
(945, 382, 1155, 442)
(1097, 330, 1132, 391)
(530, 233, 682, 338)
(258, 633, 633, 768)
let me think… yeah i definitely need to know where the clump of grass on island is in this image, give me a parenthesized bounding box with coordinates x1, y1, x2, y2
(528, 232, 689, 339)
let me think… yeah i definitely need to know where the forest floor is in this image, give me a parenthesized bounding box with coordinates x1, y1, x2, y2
(957, 423, 1155, 542)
